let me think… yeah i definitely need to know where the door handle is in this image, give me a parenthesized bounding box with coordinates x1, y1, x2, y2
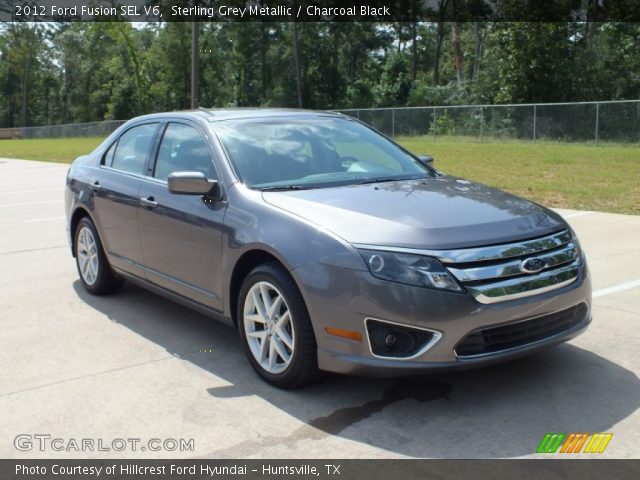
(140, 196, 158, 208)
(90, 181, 101, 191)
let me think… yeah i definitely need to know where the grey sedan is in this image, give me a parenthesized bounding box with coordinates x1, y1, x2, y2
(65, 109, 591, 388)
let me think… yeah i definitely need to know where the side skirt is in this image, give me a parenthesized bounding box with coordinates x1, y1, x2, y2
(112, 267, 235, 328)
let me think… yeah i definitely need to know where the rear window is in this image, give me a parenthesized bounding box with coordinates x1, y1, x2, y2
(107, 123, 158, 175)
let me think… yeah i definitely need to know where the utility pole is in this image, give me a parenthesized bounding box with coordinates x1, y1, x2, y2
(292, 18, 303, 108)
(191, 22, 199, 109)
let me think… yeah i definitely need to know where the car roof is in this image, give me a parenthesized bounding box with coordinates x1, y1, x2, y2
(129, 108, 344, 124)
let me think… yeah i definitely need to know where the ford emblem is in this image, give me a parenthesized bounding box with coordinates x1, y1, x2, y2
(520, 257, 546, 274)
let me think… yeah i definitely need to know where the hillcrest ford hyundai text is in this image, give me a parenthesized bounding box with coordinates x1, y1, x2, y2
(65, 109, 592, 388)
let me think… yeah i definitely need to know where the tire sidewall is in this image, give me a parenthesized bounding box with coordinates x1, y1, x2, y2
(74, 217, 109, 294)
(237, 265, 313, 387)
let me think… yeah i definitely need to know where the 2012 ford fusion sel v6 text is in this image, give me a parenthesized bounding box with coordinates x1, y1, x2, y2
(65, 109, 592, 388)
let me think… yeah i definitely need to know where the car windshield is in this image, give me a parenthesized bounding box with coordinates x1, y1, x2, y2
(213, 116, 432, 189)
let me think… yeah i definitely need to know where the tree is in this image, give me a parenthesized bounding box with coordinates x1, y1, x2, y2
(374, 53, 413, 107)
(1, 18, 640, 129)
(432, 0, 451, 84)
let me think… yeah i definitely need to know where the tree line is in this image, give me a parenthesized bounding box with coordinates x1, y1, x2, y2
(0, 20, 638, 128)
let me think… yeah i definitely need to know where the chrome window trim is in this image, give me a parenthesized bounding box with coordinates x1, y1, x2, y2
(352, 230, 571, 264)
(363, 317, 442, 361)
(99, 164, 149, 181)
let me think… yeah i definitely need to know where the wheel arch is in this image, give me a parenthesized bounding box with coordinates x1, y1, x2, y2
(228, 249, 294, 328)
(69, 207, 94, 257)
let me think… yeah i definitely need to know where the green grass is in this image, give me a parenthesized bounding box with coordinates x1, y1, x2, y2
(396, 136, 640, 215)
(1, 135, 638, 214)
(0, 136, 104, 163)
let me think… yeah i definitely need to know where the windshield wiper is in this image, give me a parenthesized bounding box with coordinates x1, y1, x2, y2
(259, 185, 310, 191)
(356, 175, 429, 186)
(355, 177, 402, 185)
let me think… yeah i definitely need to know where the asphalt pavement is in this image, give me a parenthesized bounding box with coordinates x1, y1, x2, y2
(1, 158, 638, 459)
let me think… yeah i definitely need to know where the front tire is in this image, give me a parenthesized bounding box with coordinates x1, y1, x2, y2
(74, 216, 123, 295)
(238, 262, 319, 389)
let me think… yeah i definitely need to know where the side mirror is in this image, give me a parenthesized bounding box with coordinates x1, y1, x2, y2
(168, 171, 219, 198)
(417, 155, 434, 167)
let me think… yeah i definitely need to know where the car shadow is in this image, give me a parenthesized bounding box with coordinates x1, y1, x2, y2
(73, 280, 639, 458)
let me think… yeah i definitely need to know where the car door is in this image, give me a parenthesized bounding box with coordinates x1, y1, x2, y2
(138, 121, 226, 311)
(92, 122, 159, 277)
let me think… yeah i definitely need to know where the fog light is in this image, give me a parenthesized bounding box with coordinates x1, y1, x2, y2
(366, 319, 439, 359)
(385, 333, 397, 347)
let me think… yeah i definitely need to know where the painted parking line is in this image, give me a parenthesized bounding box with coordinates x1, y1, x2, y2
(562, 211, 594, 219)
(0, 188, 62, 195)
(0, 200, 63, 208)
(0, 175, 65, 181)
(0, 180, 64, 187)
(593, 279, 640, 298)
(24, 216, 66, 223)
(0, 164, 67, 168)
(0, 163, 66, 169)
(0, 171, 65, 177)
(0, 165, 67, 171)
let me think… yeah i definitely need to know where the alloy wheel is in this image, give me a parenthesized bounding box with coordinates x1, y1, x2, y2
(77, 226, 99, 286)
(243, 281, 295, 374)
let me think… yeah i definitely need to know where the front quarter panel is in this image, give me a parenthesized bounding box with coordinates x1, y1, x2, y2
(221, 183, 366, 316)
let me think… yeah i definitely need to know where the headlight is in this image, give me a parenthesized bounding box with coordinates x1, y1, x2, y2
(357, 249, 462, 292)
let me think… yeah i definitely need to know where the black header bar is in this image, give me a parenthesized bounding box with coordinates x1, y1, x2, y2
(1, 459, 639, 480)
(2, 0, 640, 22)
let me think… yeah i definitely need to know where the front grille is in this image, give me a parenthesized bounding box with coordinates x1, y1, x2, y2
(455, 303, 589, 358)
(440, 230, 583, 304)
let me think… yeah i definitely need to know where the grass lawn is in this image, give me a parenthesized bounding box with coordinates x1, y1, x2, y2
(1, 135, 638, 215)
(0, 137, 104, 164)
(397, 136, 640, 215)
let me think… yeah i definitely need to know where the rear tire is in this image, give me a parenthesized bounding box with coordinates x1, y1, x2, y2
(238, 262, 319, 389)
(74, 216, 123, 295)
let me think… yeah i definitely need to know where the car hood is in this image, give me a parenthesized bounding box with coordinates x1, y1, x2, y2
(262, 176, 566, 250)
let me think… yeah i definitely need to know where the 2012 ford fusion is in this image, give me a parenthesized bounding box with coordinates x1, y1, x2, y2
(65, 109, 592, 388)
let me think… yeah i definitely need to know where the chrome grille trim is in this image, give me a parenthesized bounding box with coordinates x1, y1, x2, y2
(447, 242, 578, 283)
(354, 229, 582, 303)
(464, 260, 580, 304)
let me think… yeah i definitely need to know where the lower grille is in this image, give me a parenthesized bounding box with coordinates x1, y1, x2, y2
(455, 303, 589, 358)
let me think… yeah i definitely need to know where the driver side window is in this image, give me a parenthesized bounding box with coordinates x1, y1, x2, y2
(154, 123, 216, 181)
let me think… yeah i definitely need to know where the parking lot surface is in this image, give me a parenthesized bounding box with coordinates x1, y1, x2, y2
(1, 158, 638, 458)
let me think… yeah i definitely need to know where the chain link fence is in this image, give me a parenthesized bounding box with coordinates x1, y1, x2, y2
(0, 120, 126, 140)
(1, 100, 639, 143)
(334, 100, 640, 144)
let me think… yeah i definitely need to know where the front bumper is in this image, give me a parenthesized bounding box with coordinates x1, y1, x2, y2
(291, 261, 592, 377)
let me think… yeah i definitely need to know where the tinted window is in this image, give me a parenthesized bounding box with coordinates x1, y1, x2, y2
(214, 117, 430, 189)
(154, 123, 215, 181)
(110, 123, 158, 175)
(103, 141, 116, 166)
